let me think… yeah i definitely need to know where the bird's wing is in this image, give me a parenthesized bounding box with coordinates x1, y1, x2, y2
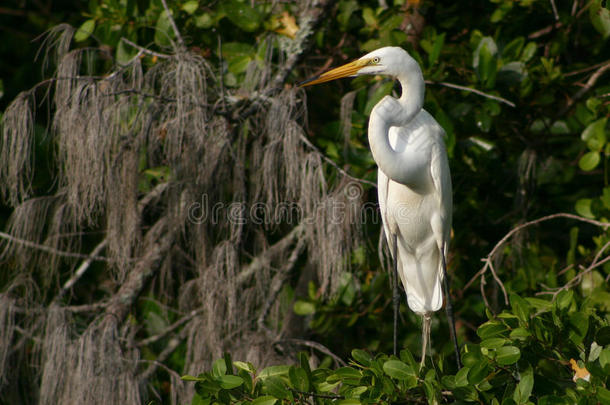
(429, 129, 452, 255)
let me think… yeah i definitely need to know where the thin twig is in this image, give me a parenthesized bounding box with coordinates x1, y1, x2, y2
(0, 231, 111, 261)
(140, 330, 187, 380)
(537, 240, 610, 297)
(138, 308, 204, 347)
(427, 81, 516, 107)
(56, 240, 108, 299)
(549, 0, 559, 21)
(257, 238, 306, 334)
(274, 338, 347, 367)
(559, 61, 610, 116)
(236, 224, 304, 285)
(160, 0, 185, 50)
(462, 213, 610, 305)
(120, 38, 171, 59)
(299, 134, 377, 188)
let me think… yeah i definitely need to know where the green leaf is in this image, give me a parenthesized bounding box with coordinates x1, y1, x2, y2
(181, 0, 199, 15)
(116, 39, 138, 65)
(233, 361, 255, 373)
(598, 387, 610, 404)
(251, 396, 277, 405)
(428, 32, 445, 66)
(212, 358, 226, 377)
(555, 290, 573, 311)
(454, 366, 470, 387)
(602, 187, 610, 209)
(264, 376, 290, 399)
(480, 337, 507, 349)
(288, 367, 309, 392)
(259, 365, 290, 379)
(217, 375, 243, 389)
(154, 12, 175, 47)
(502, 37, 524, 60)
(182, 374, 205, 381)
(509, 328, 531, 340)
(190, 391, 209, 405)
(474, 37, 498, 86)
(581, 117, 607, 152)
(74, 19, 96, 42)
(330, 367, 362, 384)
(513, 366, 533, 404)
(382, 360, 415, 380)
(467, 360, 490, 385)
(293, 300, 315, 315)
(590, 0, 610, 38)
(520, 42, 537, 62)
(596, 326, 610, 345)
(477, 320, 507, 339)
(575, 198, 594, 219)
(351, 349, 372, 366)
(525, 297, 552, 312)
(221, 0, 261, 32)
(510, 293, 531, 324)
(495, 346, 520, 365)
(568, 312, 588, 345)
(599, 347, 610, 368)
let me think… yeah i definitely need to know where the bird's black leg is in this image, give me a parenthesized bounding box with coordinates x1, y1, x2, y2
(441, 243, 461, 369)
(392, 233, 400, 356)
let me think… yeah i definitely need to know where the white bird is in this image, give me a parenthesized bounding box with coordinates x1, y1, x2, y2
(300, 47, 456, 368)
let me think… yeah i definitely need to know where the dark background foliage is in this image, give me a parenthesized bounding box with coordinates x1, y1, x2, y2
(0, 0, 609, 404)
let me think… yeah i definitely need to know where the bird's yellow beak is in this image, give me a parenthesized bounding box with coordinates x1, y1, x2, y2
(298, 58, 372, 87)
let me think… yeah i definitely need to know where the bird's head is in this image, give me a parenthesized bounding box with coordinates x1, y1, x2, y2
(299, 47, 413, 87)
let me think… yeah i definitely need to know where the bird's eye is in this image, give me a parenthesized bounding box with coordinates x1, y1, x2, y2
(372, 57, 380, 64)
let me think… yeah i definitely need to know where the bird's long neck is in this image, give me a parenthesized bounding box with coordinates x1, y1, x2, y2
(367, 59, 427, 187)
(397, 64, 425, 125)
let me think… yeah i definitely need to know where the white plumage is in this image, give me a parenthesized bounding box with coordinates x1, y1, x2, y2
(301, 47, 453, 366)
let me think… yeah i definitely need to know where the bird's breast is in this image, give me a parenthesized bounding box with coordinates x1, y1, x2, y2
(378, 172, 437, 253)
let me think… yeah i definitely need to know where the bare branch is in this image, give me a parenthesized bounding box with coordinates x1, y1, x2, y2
(105, 218, 173, 323)
(274, 338, 347, 367)
(427, 81, 516, 107)
(236, 224, 305, 285)
(549, 0, 559, 21)
(462, 213, 610, 306)
(138, 308, 204, 347)
(140, 330, 187, 381)
(299, 134, 377, 188)
(559, 61, 610, 115)
(56, 240, 108, 299)
(257, 237, 306, 334)
(537, 240, 610, 298)
(0, 230, 111, 261)
(160, 0, 185, 50)
(120, 38, 171, 59)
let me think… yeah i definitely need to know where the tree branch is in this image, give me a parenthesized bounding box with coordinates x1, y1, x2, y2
(160, 0, 185, 50)
(257, 237, 306, 334)
(236, 224, 305, 286)
(105, 217, 173, 323)
(137, 308, 204, 347)
(299, 134, 377, 188)
(559, 61, 610, 116)
(0, 231, 111, 261)
(274, 338, 347, 367)
(462, 213, 610, 307)
(427, 81, 516, 108)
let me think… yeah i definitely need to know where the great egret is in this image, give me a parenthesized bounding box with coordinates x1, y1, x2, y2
(300, 47, 459, 368)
